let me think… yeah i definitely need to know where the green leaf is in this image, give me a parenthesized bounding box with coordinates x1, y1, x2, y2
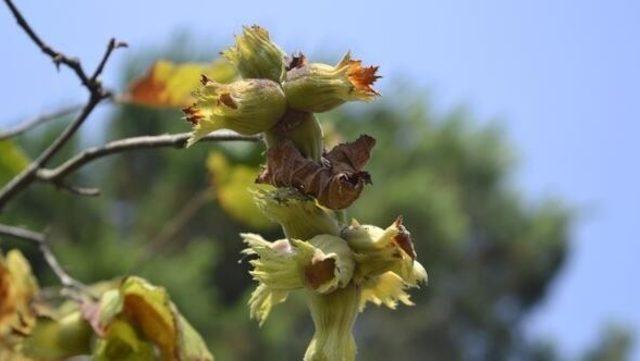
(0, 140, 29, 185)
(207, 151, 274, 230)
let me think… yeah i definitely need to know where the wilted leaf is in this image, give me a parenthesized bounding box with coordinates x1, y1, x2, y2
(127, 59, 236, 108)
(257, 135, 376, 210)
(207, 152, 274, 229)
(0, 249, 39, 348)
(87, 276, 213, 361)
(0, 140, 29, 186)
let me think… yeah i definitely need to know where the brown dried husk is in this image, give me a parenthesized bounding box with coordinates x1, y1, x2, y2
(257, 135, 376, 210)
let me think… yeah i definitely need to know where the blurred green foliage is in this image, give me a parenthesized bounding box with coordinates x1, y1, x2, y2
(0, 139, 29, 185)
(0, 47, 632, 360)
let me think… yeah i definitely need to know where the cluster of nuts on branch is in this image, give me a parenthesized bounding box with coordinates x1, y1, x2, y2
(183, 26, 428, 361)
(183, 26, 381, 211)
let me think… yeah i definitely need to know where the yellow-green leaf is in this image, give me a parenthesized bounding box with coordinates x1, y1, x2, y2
(0, 140, 29, 186)
(126, 59, 237, 108)
(207, 152, 274, 230)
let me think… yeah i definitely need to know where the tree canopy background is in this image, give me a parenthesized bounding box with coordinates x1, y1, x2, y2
(0, 42, 632, 361)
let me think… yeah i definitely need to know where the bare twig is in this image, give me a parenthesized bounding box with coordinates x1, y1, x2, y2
(0, 104, 83, 140)
(0, 223, 87, 292)
(39, 238, 87, 292)
(53, 182, 101, 197)
(2, 0, 256, 209)
(3, 0, 92, 89)
(0, 223, 44, 243)
(0, 97, 101, 208)
(36, 131, 261, 182)
(90, 38, 128, 83)
(0, 0, 125, 210)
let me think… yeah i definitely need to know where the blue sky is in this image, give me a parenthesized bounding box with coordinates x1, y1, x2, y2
(1, 0, 638, 358)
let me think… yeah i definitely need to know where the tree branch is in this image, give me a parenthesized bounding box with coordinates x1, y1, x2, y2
(0, 97, 101, 209)
(53, 181, 101, 197)
(90, 38, 128, 83)
(36, 131, 261, 182)
(0, 223, 44, 243)
(3, 0, 92, 89)
(0, 104, 83, 140)
(0, 223, 86, 292)
(0, 0, 125, 211)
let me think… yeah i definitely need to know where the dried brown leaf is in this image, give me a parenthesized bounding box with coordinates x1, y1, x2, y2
(346, 60, 381, 96)
(285, 53, 307, 71)
(257, 135, 376, 210)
